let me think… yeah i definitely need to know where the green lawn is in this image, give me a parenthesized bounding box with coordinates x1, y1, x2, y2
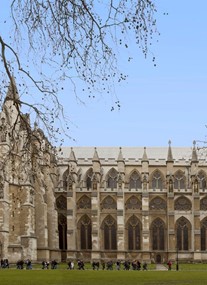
(1, 268, 207, 285)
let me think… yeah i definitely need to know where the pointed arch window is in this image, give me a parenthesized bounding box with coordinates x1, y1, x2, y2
(176, 217, 190, 250)
(200, 197, 207, 211)
(174, 196, 192, 211)
(102, 215, 117, 250)
(125, 195, 141, 210)
(56, 195, 67, 210)
(101, 195, 116, 210)
(151, 170, 163, 190)
(150, 197, 166, 210)
(77, 195, 91, 209)
(107, 168, 117, 189)
(79, 215, 92, 250)
(201, 218, 207, 250)
(151, 218, 165, 250)
(198, 171, 206, 191)
(129, 171, 142, 190)
(174, 171, 185, 190)
(127, 215, 141, 250)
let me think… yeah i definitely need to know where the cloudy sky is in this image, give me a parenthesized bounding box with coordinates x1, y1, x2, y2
(60, 1, 207, 148)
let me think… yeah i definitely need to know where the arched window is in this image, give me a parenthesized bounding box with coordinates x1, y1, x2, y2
(200, 197, 207, 211)
(174, 196, 192, 211)
(129, 171, 142, 190)
(56, 195, 67, 210)
(201, 218, 207, 250)
(174, 170, 185, 190)
(198, 171, 206, 191)
(77, 195, 91, 209)
(101, 195, 116, 210)
(151, 218, 165, 250)
(149, 197, 167, 210)
(125, 195, 142, 210)
(151, 170, 163, 190)
(85, 168, 93, 190)
(176, 217, 191, 250)
(58, 214, 67, 250)
(127, 215, 141, 250)
(107, 168, 117, 189)
(79, 215, 92, 250)
(102, 215, 117, 250)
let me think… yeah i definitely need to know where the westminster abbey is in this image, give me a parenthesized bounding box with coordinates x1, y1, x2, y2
(1, 83, 207, 264)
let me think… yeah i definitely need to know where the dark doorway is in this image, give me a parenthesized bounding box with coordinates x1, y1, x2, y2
(156, 254, 162, 263)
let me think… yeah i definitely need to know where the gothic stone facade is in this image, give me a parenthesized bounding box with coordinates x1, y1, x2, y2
(1, 84, 207, 263)
(56, 144, 207, 263)
(0, 83, 59, 263)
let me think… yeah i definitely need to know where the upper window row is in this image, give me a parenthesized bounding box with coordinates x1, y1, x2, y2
(63, 168, 206, 191)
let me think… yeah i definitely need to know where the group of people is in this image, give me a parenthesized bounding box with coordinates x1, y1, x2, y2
(1, 258, 149, 270)
(67, 259, 148, 271)
(1, 259, 9, 269)
(104, 260, 148, 271)
(16, 259, 32, 269)
(42, 260, 58, 269)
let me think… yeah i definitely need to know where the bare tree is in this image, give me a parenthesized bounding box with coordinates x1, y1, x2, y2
(0, 0, 158, 145)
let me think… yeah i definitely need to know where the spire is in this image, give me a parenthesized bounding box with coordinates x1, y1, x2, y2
(69, 147, 76, 162)
(191, 140, 198, 163)
(117, 147, 124, 162)
(142, 147, 148, 162)
(3, 77, 20, 126)
(92, 147, 101, 173)
(92, 147, 100, 162)
(5, 77, 19, 102)
(167, 140, 174, 162)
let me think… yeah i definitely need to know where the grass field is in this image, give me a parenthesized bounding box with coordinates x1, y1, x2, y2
(1, 265, 207, 285)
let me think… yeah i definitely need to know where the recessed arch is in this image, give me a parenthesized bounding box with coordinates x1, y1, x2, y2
(197, 170, 207, 191)
(101, 195, 116, 210)
(174, 170, 186, 190)
(106, 168, 118, 189)
(175, 216, 191, 251)
(201, 217, 207, 250)
(125, 195, 142, 210)
(200, 196, 207, 211)
(149, 196, 167, 210)
(126, 215, 141, 250)
(101, 215, 117, 250)
(149, 169, 164, 190)
(174, 196, 192, 211)
(77, 195, 91, 209)
(150, 218, 165, 250)
(56, 195, 67, 210)
(78, 214, 92, 250)
(129, 170, 142, 190)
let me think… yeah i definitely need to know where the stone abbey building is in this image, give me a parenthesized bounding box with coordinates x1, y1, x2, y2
(1, 83, 207, 263)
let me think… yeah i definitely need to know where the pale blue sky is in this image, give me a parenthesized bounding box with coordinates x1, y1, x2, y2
(60, 1, 207, 147)
(1, 1, 207, 148)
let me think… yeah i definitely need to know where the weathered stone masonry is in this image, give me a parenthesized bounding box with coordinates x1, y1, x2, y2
(1, 82, 207, 263)
(56, 143, 207, 263)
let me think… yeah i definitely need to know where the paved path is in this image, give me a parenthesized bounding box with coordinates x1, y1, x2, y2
(156, 264, 168, 271)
